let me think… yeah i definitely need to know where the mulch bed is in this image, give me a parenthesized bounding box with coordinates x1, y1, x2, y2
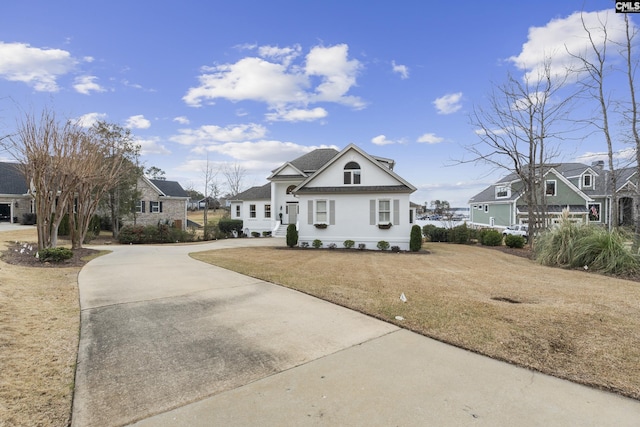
(1, 241, 99, 268)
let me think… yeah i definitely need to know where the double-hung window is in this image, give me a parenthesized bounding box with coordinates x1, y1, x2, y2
(249, 204, 256, 218)
(264, 204, 271, 218)
(545, 180, 557, 196)
(378, 200, 391, 223)
(150, 201, 162, 213)
(316, 200, 328, 223)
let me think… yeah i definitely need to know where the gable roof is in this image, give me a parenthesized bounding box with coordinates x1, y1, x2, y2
(147, 178, 188, 198)
(294, 143, 416, 193)
(232, 183, 271, 201)
(0, 162, 29, 195)
(268, 148, 339, 180)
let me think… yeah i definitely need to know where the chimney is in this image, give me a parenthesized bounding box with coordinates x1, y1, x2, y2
(591, 160, 605, 171)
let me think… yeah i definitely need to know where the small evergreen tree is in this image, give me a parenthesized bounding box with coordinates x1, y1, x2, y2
(410, 224, 422, 252)
(286, 224, 298, 248)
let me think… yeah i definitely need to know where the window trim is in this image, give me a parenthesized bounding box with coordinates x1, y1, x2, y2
(235, 205, 241, 218)
(315, 199, 328, 223)
(150, 201, 162, 213)
(264, 204, 271, 218)
(344, 161, 362, 185)
(583, 174, 593, 188)
(249, 204, 256, 218)
(588, 203, 601, 222)
(495, 186, 510, 199)
(378, 199, 391, 223)
(545, 180, 557, 196)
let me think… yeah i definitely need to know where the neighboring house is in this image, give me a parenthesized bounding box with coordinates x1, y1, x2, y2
(469, 161, 638, 229)
(127, 177, 189, 230)
(230, 144, 418, 250)
(0, 162, 33, 223)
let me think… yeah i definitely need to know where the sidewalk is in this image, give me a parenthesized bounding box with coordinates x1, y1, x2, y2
(72, 238, 640, 426)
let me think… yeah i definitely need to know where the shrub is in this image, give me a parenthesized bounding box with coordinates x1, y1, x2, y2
(343, 239, 355, 249)
(426, 227, 449, 242)
(480, 229, 503, 246)
(312, 239, 323, 248)
(300, 241, 309, 248)
(422, 224, 436, 238)
(117, 224, 194, 244)
(358, 243, 366, 250)
(118, 225, 145, 244)
(377, 240, 390, 251)
(391, 245, 401, 253)
(410, 225, 422, 252)
(504, 234, 526, 249)
(22, 213, 36, 225)
(449, 223, 471, 244)
(536, 214, 640, 275)
(38, 247, 73, 262)
(328, 243, 337, 249)
(286, 224, 298, 248)
(262, 231, 272, 237)
(251, 231, 260, 238)
(218, 218, 244, 234)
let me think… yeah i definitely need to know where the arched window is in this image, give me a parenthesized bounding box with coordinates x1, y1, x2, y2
(344, 162, 361, 184)
(286, 185, 296, 194)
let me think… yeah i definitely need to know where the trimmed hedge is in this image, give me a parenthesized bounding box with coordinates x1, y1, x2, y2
(410, 225, 422, 251)
(38, 247, 73, 262)
(218, 218, 244, 234)
(286, 224, 298, 248)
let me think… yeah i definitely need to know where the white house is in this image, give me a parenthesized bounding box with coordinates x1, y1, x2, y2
(230, 144, 417, 250)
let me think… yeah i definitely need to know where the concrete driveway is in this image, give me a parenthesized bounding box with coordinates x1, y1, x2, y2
(72, 238, 640, 427)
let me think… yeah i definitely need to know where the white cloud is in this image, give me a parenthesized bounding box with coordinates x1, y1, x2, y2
(509, 10, 630, 83)
(391, 60, 409, 79)
(258, 44, 302, 66)
(183, 43, 364, 116)
(0, 41, 77, 91)
(575, 147, 635, 164)
(173, 116, 190, 125)
(265, 107, 328, 122)
(136, 136, 170, 155)
(170, 123, 268, 145)
(74, 75, 105, 95)
(433, 92, 463, 114)
(74, 112, 107, 128)
(371, 135, 396, 146)
(417, 133, 445, 144)
(125, 115, 151, 129)
(305, 44, 364, 108)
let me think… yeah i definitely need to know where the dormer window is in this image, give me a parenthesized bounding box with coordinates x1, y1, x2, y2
(583, 174, 593, 188)
(496, 186, 510, 198)
(344, 162, 361, 185)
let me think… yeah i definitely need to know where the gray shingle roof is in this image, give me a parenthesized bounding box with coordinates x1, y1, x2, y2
(0, 162, 28, 195)
(150, 179, 188, 197)
(289, 148, 339, 173)
(233, 183, 271, 200)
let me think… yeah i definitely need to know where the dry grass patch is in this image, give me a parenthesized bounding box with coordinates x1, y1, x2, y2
(0, 228, 80, 427)
(191, 243, 640, 400)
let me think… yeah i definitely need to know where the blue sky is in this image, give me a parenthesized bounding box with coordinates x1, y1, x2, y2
(0, 0, 633, 206)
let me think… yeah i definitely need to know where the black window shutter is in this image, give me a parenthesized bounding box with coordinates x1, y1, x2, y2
(160, 201, 163, 213)
(142, 201, 146, 213)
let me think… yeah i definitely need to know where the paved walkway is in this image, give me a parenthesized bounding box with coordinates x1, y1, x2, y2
(72, 238, 640, 426)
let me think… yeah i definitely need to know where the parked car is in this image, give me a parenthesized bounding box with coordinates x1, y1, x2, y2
(503, 224, 528, 240)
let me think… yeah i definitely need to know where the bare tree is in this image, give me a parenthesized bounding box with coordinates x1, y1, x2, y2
(201, 154, 219, 238)
(569, 12, 619, 230)
(466, 62, 575, 243)
(6, 109, 83, 249)
(222, 162, 246, 198)
(619, 14, 640, 240)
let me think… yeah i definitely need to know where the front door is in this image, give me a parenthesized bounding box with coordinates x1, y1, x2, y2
(287, 202, 298, 224)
